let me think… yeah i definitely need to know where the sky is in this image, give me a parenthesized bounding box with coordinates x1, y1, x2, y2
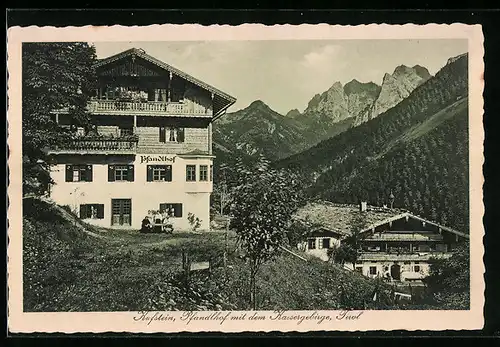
(92, 40, 467, 115)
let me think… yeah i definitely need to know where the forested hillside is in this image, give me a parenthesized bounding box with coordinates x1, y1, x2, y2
(278, 54, 469, 232)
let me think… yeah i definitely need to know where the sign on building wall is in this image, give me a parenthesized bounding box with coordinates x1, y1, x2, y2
(139, 155, 176, 164)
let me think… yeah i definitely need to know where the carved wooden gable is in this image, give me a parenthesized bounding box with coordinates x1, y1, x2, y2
(98, 56, 166, 77)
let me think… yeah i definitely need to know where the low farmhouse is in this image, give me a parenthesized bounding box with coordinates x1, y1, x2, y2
(294, 201, 468, 283)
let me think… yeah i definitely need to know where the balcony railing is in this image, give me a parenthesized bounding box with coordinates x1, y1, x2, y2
(49, 136, 139, 154)
(358, 252, 451, 262)
(87, 99, 212, 116)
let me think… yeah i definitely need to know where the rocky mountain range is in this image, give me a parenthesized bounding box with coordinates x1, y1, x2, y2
(212, 60, 453, 165)
(288, 64, 431, 131)
(352, 65, 431, 126)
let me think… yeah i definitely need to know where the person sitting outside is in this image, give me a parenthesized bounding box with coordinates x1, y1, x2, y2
(152, 210, 161, 225)
(141, 216, 152, 234)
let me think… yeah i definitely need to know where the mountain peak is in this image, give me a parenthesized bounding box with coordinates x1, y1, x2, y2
(392, 64, 431, 81)
(393, 65, 412, 76)
(307, 93, 322, 109)
(249, 100, 267, 108)
(382, 72, 393, 82)
(286, 109, 301, 118)
(344, 79, 381, 96)
(412, 65, 432, 80)
(329, 81, 343, 90)
(247, 100, 276, 113)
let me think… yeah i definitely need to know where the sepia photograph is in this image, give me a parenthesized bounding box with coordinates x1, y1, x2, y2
(7, 24, 485, 333)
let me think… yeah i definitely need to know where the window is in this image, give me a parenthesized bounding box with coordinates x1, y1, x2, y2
(119, 126, 134, 136)
(159, 127, 185, 143)
(65, 165, 93, 182)
(355, 267, 363, 273)
(199, 165, 208, 181)
(210, 165, 213, 181)
(114, 165, 129, 181)
(322, 238, 330, 249)
(147, 165, 172, 182)
(108, 164, 134, 182)
(307, 239, 316, 250)
(159, 203, 183, 217)
(80, 204, 104, 219)
(369, 266, 377, 275)
(111, 199, 132, 226)
(186, 165, 196, 181)
(414, 265, 421, 272)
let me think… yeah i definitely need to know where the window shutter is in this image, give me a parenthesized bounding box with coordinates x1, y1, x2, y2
(108, 165, 115, 182)
(86, 165, 93, 182)
(146, 165, 153, 182)
(177, 128, 185, 143)
(127, 165, 135, 182)
(166, 165, 172, 181)
(79, 204, 88, 219)
(175, 203, 183, 217)
(159, 127, 166, 143)
(97, 204, 104, 219)
(65, 165, 73, 182)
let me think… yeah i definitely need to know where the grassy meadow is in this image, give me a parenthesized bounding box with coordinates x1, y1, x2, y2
(23, 198, 409, 312)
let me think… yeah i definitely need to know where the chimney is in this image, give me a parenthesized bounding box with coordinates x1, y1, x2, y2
(360, 201, 367, 212)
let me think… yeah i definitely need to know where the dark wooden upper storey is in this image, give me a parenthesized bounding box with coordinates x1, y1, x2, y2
(58, 48, 236, 120)
(49, 48, 236, 156)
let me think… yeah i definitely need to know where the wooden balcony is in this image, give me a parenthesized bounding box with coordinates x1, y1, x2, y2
(358, 252, 451, 262)
(48, 136, 139, 154)
(87, 99, 213, 117)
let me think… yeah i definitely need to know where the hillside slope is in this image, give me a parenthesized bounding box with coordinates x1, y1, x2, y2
(278, 54, 469, 232)
(23, 198, 392, 311)
(318, 98, 469, 232)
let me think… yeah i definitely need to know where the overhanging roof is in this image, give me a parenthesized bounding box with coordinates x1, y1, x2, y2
(95, 48, 236, 118)
(294, 200, 469, 240)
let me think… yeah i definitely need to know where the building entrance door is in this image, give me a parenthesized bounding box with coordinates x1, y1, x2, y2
(111, 199, 132, 226)
(391, 264, 401, 281)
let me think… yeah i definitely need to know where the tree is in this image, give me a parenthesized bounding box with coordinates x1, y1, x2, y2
(230, 156, 304, 309)
(332, 242, 358, 268)
(424, 243, 470, 309)
(331, 211, 367, 269)
(22, 43, 97, 196)
(286, 217, 323, 251)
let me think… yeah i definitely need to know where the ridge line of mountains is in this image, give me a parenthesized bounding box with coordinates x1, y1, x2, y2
(213, 62, 435, 161)
(212, 52, 469, 232)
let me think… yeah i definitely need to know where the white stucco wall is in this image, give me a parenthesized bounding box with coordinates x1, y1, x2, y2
(345, 261, 431, 281)
(49, 154, 213, 231)
(301, 236, 342, 261)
